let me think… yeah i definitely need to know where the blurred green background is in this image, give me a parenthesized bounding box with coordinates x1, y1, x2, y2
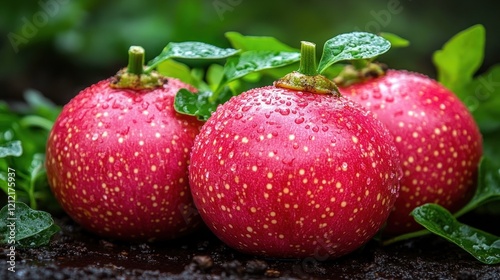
(1, 0, 499, 105)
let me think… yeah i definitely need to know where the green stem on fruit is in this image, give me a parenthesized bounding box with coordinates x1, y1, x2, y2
(275, 41, 339, 95)
(298, 41, 318, 76)
(111, 46, 163, 90)
(127, 46, 145, 75)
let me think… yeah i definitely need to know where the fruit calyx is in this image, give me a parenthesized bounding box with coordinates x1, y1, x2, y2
(275, 41, 339, 96)
(111, 46, 164, 90)
(333, 61, 388, 87)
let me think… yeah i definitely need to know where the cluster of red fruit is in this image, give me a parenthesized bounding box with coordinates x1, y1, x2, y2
(46, 39, 482, 259)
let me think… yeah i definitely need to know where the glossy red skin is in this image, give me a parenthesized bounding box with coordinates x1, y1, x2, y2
(189, 86, 401, 259)
(46, 78, 203, 241)
(339, 70, 483, 235)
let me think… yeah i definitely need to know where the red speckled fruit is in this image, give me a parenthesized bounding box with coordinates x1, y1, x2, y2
(339, 69, 483, 235)
(189, 85, 402, 259)
(46, 77, 203, 241)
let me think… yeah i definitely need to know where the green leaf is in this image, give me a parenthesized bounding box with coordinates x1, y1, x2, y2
(225, 31, 298, 52)
(317, 32, 391, 74)
(0, 140, 23, 157)
(156, 59, 195, 85)
(412, 203, 500, 264)
(462, 65, 500, 132)
(455, 157, 500, 217)
(146, 42, 239, 71)
(219, 50, 300, 87)
(380, 32, 410, 48)
(174, 88, 233, 121)
(0, 202, 60, 248)
(433, 24, 485, 94)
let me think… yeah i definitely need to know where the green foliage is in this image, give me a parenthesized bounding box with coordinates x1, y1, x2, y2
(0, 90, 60, 211)
(433, 24, 485, 96)
(379, 32, 410, 48)
(317, 32, 391, 74)
(0, 202, 59, 248)
(412, 203, 500, 264)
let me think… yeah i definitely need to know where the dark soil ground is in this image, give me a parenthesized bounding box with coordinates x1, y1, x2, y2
(1, 213, 500, 280)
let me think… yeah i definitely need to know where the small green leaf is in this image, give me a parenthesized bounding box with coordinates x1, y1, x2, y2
(455, 157, 500, 217)
(0, 202, 60, 248)
(156, 59, 195, 85)
(380, 32, 410, 48)
(220, 50, 300, 87)
(317, 32, 391, 74)
(174, 88, 233, 121)
(0, 140, 23, 157)
(23, 89, 57, 110)
(412, 203, 500, 264)
(225, 31, 298, 52)
(433, 24, 485, 93)
(146, 42, 239, 71)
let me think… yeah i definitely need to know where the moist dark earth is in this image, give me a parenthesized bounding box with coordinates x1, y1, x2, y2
(1, 213, 500, 280)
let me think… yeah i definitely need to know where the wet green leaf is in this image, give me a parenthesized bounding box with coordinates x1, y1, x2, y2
(0, 141, 22, 157)
(433, 24, 485, 94)
(317, 32, 391, 74)
(0, 202, 60, 248)
(147, 42, 239, 71)
(156, 59, 195, 85)
(174, 88, 233, 121)
(219, 50, 300, 87)
(225, 31, 297, 52)
(412, 203, 500, 264)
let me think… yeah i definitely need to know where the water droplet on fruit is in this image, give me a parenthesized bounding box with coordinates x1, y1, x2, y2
(341, 162, 348, 171)
(91, 133, 99, 141)
(366, 177, 371, 185)
(385, 96, 394, 103)
(234, 112, 243, 120)
(360, 93, 369, 100)
(394, 110, 404, 117)
(278, 108, 290, 116)
(134, 96, 143, 103)
(294, 117, 305, 124)
(141, 102, 149, 110)
(230, 164, 237, 172)
(241, 105, 252, 112)
(312, 126, 319, 132)
(297, 101, 308, 108)
(373, 91, 382, 99)
(282, 158, 295, 165)
(265, 112, 272, 118)
(292, 143, 299, 149)
(101, 103, 109, 109)
(322, 126, 329, 132)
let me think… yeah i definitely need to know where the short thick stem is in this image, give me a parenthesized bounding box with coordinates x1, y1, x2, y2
(127, 46, 145, 75)
(111, 46, 163, 90)
(275, 41, 339, 96)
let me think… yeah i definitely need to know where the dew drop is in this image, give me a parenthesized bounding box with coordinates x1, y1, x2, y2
(322, 126, 329, 132)
(394, 110, 404, 117)
(101, 103, 109, 109)
(341, 162, 348, 171)
(141, 102, 150, 110)
(241, 105, 252, 112)
(312, 126, 319, 132)
(230, 164, 237, 172)
(294, 117, 305, 124)
(366, 177, 371, 185)
(385, 96, 395, 103)
(278, 108, 290, 116)
(233, 112, 243, 120)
